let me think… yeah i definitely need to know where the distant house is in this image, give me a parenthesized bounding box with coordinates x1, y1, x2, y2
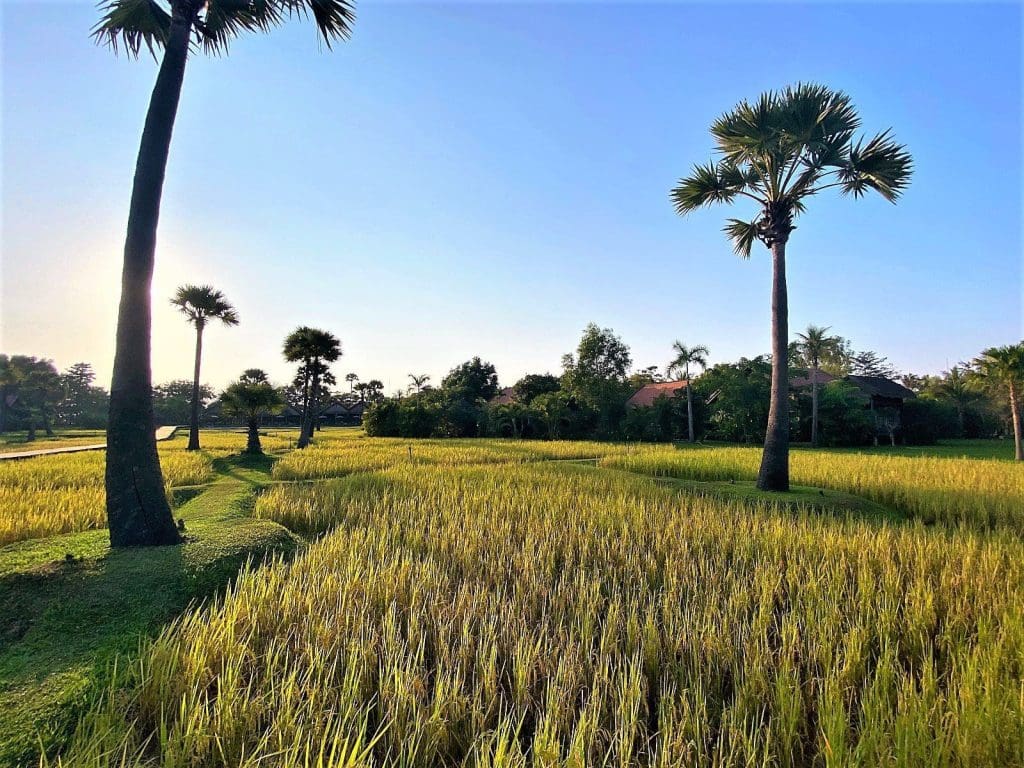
(626, 380, 688, 409)
(320, 400, 366, 426)
(791, 371, 916, 442)
(490, 387, 516, 405)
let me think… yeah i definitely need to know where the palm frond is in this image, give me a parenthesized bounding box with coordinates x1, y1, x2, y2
(838, 129, 913, 201)
(276, 0, 356, 46)
(670, 161, 751, 214)
(722, 218, 761, 258)
(92, 0, 172, 57)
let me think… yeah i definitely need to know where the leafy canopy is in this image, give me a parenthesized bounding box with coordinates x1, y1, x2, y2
(671, 83, 913, 257)
(93, 0, 356, 57)
(170, 285, 239, 329)
(668, 341, 709, 379)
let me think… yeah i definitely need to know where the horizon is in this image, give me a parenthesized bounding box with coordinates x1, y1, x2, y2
(2, 1, 1021, 395)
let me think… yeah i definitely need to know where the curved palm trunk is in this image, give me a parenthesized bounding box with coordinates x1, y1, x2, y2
(1010, 381, 1023, 461)
(757, 240, 790, 491)
(188, 323, 204, 450)
(810, 366, 820, 447)
(105, 10, 192, 547)
(246, 416, 262, 454)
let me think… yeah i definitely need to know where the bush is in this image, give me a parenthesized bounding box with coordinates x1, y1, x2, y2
(902, 398, 959, 445)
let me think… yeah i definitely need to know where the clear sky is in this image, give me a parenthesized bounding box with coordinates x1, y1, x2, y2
(2, 1, 1021, 395)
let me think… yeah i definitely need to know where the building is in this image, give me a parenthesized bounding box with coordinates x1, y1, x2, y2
(626, 380, 688, 409)
(791, 371, 916, 442)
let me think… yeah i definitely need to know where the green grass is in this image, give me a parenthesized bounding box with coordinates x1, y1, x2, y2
(811, 438, 1017, 461)
(0, 452, 298, 767)
(0, 429, 107, 454)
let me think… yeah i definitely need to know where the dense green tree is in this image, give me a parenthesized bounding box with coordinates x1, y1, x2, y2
(668, 341, 709, 443)
(562, 324, 632, 438)
(170, 285, 239, 450)
(848, 349, 899, 378)
(57, 363, 109, 428)
(94, 0, 354, 546)
(972, 343, 1024, 460)
(220, 375, 284, 455)
(283, 327, 341, 448)
(930, 365, 976, 437)
(19, 359, 64, 441)
(442, 358, 499, 402)
(512, 374, 561, 405)
(794, 325, 843, 446)
(671, 84, 911, 490)
(693, 357, 773, 444)
(152, 380, 214, 425)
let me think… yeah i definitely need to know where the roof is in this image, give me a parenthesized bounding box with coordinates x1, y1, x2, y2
(626, 380, 688, 409)
(844, 375, 916, 400)
(490, 387, 516, 405)
(790, 369, 838, 389)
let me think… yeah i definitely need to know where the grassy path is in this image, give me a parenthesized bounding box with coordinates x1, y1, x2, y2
(0, 452, 297, 767)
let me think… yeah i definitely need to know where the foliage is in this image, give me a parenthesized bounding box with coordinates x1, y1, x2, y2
(512, 373, 561, 404)
(152, 380, 215, 425)
(693, 357, 773, 442)
(442, 357, 499, 402)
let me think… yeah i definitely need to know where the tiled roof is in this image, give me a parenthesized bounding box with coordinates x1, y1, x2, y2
(626, 380, 688, 408)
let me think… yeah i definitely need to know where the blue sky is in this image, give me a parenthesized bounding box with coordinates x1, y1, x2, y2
(2, 1, 1021, 394)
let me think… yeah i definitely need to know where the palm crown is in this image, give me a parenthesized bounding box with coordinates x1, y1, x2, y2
(668, 341, 709, 378)
(973, 344, 1024, 385)
(93, 0, 356, 57)
(795, 325, 843, 368)
(671, 83, 913, 257)
(171, 284, 239, 329)
(283, 327, 342, 365)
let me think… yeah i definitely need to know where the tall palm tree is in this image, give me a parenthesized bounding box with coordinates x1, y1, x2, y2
(934, 365, 975, 437)
(283, 327, 342, 448)
(345, 372, 359, 393)
(171, 285, 238, 451)
(408, 374, 431, 395)
(795, 324, 843, 447)
(667, 341, 709, 443)
(972, 343, 1024, 460)
(220, 375, 284, 455)
(671, 84, 912, 491)
(94, 0, 355, 547)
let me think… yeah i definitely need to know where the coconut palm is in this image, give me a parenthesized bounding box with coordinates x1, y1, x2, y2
(971, 343, 1024, 460)
(94, 0, 355, 547)
(171, 285, 238, 451)
(667, 341, 709, 443)
(934, 365, 976, 437)
(670, 83, 912, 490)
(408, 374, 431, 395)
(283, 327, 342, 448)
(795, 324, 843, 447)
(220, 375, 284, 455)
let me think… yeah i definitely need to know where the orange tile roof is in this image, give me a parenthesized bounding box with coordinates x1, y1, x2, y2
(626, 380, 688, 408)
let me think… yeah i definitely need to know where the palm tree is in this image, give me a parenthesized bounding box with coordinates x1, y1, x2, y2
(283, 327, 342, 448)
(667, 341, 709, 443)
(972, 343, 1024, 460)
(345, 372, 359, 393)
(220, 375, 284, 455)
(171, 285, 238, 451)
(794, 324, 843, 447)
(671, 84, 912, 490)
(408, 374, 431, 395)
(934, 365, 975, 437)
(94, 0, 355, 547)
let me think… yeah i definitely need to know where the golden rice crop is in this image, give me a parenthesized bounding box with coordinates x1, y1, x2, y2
(0, 430, 284, 546)
(53, 463, 1024, 767)
(601, 445, 1024, 531)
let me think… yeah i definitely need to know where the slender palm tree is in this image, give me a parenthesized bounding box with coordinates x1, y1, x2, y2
(795, 324, 843, 447)
(94, 0, 355, 547)
(934, 365, 975, 437)
(171, 285, 238, 451)
(972, 343, 1024, 460)
(671, 84, 912, 491)
(667, 341, 709, 443)
(220, 375, 284, 455)
(345, 372, 359, 393)
(408, 374, 431, 395)
(283, 327, 342, 448)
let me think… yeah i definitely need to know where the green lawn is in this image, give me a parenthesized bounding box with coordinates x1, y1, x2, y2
(0, 429, 107, 454)
(810, 438, 1016, 461)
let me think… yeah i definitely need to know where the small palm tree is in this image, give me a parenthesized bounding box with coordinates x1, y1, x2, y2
(795, 324, 843, 447)
(94, 0, 354, 547)
(934, 365, 976, 437)
(972, 343, 1024, 460)
(667, 341, 709, 443)
(283, 327, 342, 448)
(671, 83, 912, 490)
(345, 372, 359, 393)
(171, 285, 238, 451)
(220, 376, 284, 455)
(408, 374, 431, 395)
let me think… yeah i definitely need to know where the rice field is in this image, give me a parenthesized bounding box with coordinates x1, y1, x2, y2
(0, 430, 294, 545)
(600, 445, 1024, 532)
(50, 461, 1024, 767)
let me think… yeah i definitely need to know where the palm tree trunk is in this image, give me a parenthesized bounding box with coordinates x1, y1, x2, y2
(1010, 382, 1023, 461)
(105, 9, 192, 547)
(810, 367, 820, 448)
(246, 416, 262, 454)
(298, 365, 318, 448)
(188, 324, 204, 450)
(686, 367, 695, 443)
(26, 418, 36, 442)
(757, 240, 790, 491)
